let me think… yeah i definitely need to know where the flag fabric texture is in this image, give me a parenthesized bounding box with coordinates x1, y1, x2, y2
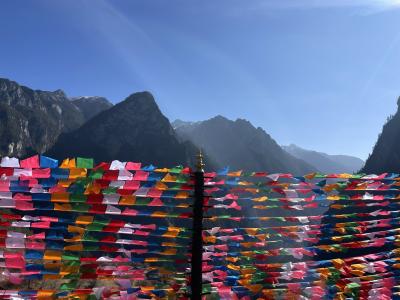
(0, 156, 400, 298)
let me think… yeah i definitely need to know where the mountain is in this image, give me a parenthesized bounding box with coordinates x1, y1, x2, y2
(48, 92, 199, 167)
(173, 116, 316, 174)
(363, 98, 400, 173)
(283, 144, 364, 174)
(0, 78, 86, 157)
(71, 96, 113, 121)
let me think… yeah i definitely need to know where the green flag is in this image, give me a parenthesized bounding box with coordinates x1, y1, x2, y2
(76, 157, 94, 169)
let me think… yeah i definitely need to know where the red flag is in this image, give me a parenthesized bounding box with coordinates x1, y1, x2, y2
(20, 155, 40, 168)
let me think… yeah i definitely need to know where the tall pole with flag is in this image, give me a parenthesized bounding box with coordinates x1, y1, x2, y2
(190, 150, 204, 299)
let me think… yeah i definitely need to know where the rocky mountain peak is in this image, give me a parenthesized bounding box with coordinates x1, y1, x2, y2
(47, 91, 194, 166)
(210, 115, 229, 122)
(0, 78, 21, 90)
(121, 91, 158, 110)
(52, 89, 67, 98)
(71, 96, 113, 121)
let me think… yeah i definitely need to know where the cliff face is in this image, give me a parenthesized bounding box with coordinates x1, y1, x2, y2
(0, 78, 86, 156)
(47, 92, 199, 167)
(363, 98, 400, 174)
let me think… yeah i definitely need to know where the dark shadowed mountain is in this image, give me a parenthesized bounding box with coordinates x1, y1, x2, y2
(71, 96, 113, 121)
(0, 78, 86, 157)
(173, 117, 316, 174)
(363, 98, 400, 173)
(47, 92, 201, 167)
(316, 102, 399, 263)
(283, 144, 364, 174)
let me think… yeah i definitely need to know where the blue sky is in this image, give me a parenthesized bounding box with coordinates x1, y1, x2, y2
(1, 0, 400, 159)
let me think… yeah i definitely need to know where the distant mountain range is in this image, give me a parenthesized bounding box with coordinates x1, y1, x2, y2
(173, 117, 316, 174)
(0, 77, 367, 173)
(283, 144, 364, 174)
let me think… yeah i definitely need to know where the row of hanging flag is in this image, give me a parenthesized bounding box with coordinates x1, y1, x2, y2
(1, 155, 400, 299)
(202, 168, 400, 300)
(2, 155, 400, 180)
(0, 156, 194, 299)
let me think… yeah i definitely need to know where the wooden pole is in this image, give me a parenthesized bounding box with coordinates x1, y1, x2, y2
(190, 150, 204, 299)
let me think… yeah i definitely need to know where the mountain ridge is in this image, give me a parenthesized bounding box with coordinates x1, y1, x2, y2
(363, 98, 400, 173)
(173, 116, 316, 174)
(0, 77, 367, 173)
(47, 91, 200, 167)
(71, 96, 113, 121)
(283, 144, 364, 174)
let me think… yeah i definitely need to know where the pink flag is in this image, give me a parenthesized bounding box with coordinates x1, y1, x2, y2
(140, 224, 156, 230)
(20, 155, 39, 168)
(122, 208, 138, 216)
(27, 232, 46, 240)
(134, 230, 150, 236)
(15, 201, 34, 211)
(132, 171, 149, 181)
(131, 240, 147, 247)
(13, 193, 32, 201)
(0, 181, 11, 192)
(147, 188, 163, 198)
(123, 180, 140, 190)
(148, 198, 163, 206)
(31, 221, 51, 229)
(125, 162, 141, 171)
(228, 201, 241, 211)
(32, 168, 50, 178)
(4, 252, 25, 269)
